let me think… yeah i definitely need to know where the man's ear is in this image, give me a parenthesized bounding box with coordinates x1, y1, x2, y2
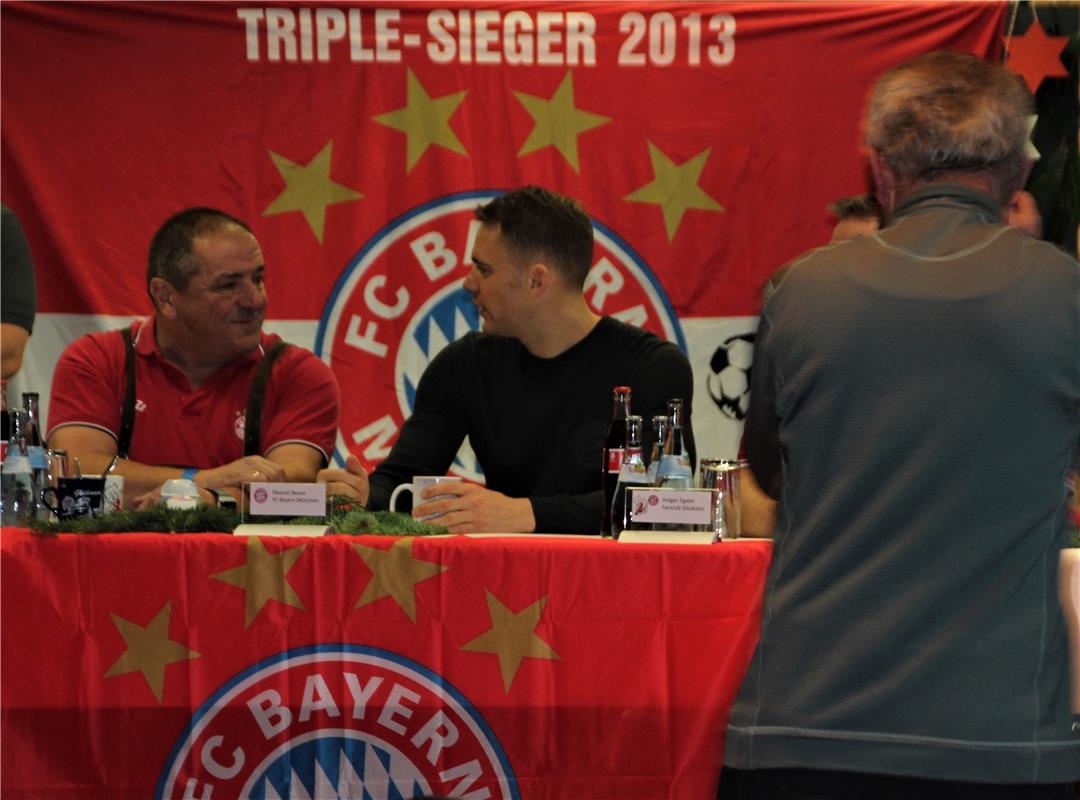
(527, 263, 551, 294)
(149, 277, 177, 318)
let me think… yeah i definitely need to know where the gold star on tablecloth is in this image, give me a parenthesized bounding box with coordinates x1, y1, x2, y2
(212, 537, 307, 628)
(373, 68, 467, 171)
(461, 590, 560, 692)
(514, 72, 610, 173)
(353, 538, 447, 622)
(104, 601, 200, 703)
(263, 140, 362, 243)
(624, 142, 725, 240)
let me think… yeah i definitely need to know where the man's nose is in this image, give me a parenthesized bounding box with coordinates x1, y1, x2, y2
(238, 278, 266, 308)
(463, 267, 479, 293)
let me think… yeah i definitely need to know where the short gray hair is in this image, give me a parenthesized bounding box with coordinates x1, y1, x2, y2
(147, 207, 251, 294)
(866, 51, 1032, 201)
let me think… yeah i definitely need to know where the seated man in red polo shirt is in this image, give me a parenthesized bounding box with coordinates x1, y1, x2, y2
(47, 208, 339, 506)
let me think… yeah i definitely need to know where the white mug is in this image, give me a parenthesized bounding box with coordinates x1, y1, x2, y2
(103, 474, 124, 513)
(389, 476, 463, 519)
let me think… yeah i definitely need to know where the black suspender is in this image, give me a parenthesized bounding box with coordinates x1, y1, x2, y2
(117, 327, 137, 459)
(243, 339, 289, 457)
(116, 327, 290, 459)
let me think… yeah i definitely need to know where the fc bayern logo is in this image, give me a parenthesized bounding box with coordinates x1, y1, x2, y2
(315, 191, 685, 479)
(156, 644, 518, 799)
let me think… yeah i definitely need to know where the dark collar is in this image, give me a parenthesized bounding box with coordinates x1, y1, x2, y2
(892, 183, 1002, 225)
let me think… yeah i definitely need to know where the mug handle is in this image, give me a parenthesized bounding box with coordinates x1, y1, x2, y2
(388, 483, 414, 512)
(39, 486, 60, 516)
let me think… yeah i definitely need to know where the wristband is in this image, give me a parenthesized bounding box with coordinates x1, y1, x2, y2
(181, 467, 198, 481)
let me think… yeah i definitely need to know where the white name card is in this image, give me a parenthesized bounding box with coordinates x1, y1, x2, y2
(248, 482, 327, 516)
(233, 524, 331, 538)
(628, 488, 712, 525)
(618, 530, 716, 545)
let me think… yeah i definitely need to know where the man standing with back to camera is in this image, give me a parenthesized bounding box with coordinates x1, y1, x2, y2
(320, 185, 695, 533)
(720, 52, 1079, 798)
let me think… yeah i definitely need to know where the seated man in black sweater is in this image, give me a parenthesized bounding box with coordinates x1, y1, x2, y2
(319, 185, 695, 534)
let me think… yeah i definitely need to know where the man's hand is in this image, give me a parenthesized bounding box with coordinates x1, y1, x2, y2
(1007, 190, 1042, 238)
(132, 485, 218, 511)
(413, 482, 536, 533)
(195, 456, 285, 491)
(316, 454, 370, 505)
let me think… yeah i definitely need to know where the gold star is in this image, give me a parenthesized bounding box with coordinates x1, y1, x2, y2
(461, 590, 560, 693)
(624, 142, 725, 240)
(514, 72, 610, 173)
(352, 539, 447, 622)
(212, 537, 307, 628)
(373, 68, 467, 172)
(263, 140, 362, 243)
(104, 601, 200, 703)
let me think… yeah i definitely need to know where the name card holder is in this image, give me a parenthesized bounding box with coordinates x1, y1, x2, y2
(618, 488, 718, 545)
(235, 482, 330, 537)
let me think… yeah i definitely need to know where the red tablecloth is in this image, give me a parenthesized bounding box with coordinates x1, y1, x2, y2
(0, 528, 771, 799)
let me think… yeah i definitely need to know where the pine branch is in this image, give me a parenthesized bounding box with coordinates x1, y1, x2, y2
(28, 498, 448, 537)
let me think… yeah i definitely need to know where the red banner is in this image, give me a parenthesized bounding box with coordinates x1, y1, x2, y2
(1, 529, 772, 798)
(0, 2, 1003, 460)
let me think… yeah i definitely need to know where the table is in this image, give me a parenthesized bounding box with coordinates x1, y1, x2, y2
(0, 528, 772, 799)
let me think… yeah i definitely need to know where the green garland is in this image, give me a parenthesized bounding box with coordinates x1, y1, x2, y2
(28, 499, 448, 537)
(26, 500, 1080, 544)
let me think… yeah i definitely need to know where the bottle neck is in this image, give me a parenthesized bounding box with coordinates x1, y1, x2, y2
(661, 400, 683, 455)
(612, 393, 630, 420)
(667, 428, 684, 456)
(624, 416, 643, 449)
(7, 411, 29, 457)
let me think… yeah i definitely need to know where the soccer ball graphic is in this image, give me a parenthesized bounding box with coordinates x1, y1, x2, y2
(708, 332, 755, 420)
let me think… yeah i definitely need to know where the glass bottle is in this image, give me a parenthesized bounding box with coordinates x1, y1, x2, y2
(656, 398, 693, 489)
(21, 393, 42, 448)
(2, 410, 36, 524)
(600, 386, 632, 535)
(21, 392, 48, 510)
(645, 414, 668, 485)
(610, 415, 649, 538)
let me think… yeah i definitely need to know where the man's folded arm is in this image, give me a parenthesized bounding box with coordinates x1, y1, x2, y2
(529, 491, 602, 534)
(264, 442, 326, 483)
(47, 425, 310, 505)
(48, 425, 193, 501)
(366, 345, 470, 510)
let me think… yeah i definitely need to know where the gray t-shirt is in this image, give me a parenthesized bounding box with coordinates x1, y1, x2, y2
(727, 184, 1080, 783)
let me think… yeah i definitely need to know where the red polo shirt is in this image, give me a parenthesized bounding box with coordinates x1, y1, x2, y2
(47, 317, 338, 468)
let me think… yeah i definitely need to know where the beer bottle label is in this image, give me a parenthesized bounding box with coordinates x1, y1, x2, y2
(607, 448, 624, 473)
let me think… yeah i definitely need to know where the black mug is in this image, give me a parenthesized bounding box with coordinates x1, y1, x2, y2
(40, 478, 105, 520)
